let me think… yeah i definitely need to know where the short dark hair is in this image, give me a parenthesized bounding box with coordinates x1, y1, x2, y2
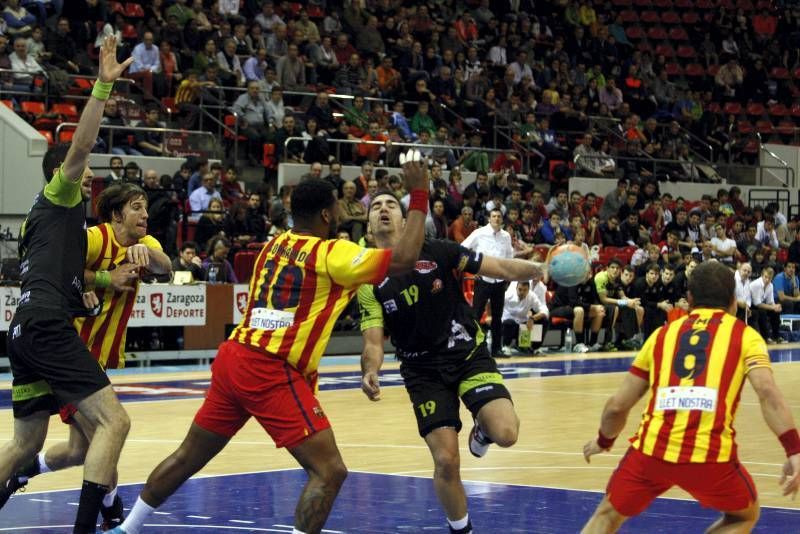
(290, 178, 336, 224)
(96, 183, 147, 223)
(607, 258, 622, 268)
(180, 240, 198, 253)
(369, 189, 406, 216)
(689, 261, 735, 309)
(42, 143, 71, 182)
(646, 263, 660, 273)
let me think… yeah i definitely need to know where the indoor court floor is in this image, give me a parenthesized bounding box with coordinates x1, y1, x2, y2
(1, 347, 799, 533)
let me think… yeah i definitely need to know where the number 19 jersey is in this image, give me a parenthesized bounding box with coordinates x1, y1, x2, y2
(629, 308, 771, 463)
(230, 231, 391, 375)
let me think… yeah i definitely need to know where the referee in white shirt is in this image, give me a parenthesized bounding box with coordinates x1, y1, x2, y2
(461, 208, 516, 356)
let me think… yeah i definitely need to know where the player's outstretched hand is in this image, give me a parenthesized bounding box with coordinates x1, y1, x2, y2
(780, 453, 800, 499)
(361, 371, 381, 401)
(529, 261, 546, 284)
(583, 438, 608, 463)
(400, 150, 428, 192)
(110, 263, 140, 293)
(126, 244, 151, 269)
(98, 35, 134, 84)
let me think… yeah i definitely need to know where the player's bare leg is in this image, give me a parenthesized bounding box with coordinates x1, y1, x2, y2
(573, 306, 585, 335)
(288, 427, 348, 534)
(0, 411, 49, 507)
(705, 502, 760, 533)
(424, 427, 467, 521)
(475, 398, 519, 448)
(581, 495, 629, 533)
(43, 415, 91, 470)
(76, 385, 130, 486)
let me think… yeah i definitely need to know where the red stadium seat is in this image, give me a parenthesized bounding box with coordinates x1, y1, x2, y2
(676, 45, 697, 59)
(50, 102, 79, 122)
(626, 26, 645, 40)
(743, 138, 759, 154)
(718, 0, 734, 8)
(681, 11, 700, 24)
(122, 24, 138, 40)
(233, 251, 257, 283)
(634, 0, 652, 6)
(668, 27, 689, 41)
(777, 248, 789, 264)
(107, 1, 124, 14)
(37, 129, 54, 145)
(262, 143, 277, 170)
(58, 128, 76, 143)
(675, 0, 694, 8)
(640, 10, 660, 24)
(20, 100, 45, 116)
(655, 44, 675, 57)
(685, 63, 705, 77)
(706, 101, 722, 114)
(755, 120, 774, 135)
(769, 103, 789, 118)
(791, 103, 800, 119)
(124, 3, 144, 18)
(736, 0, 755, 10)
(737, 120, 754, 134)
(746, 102, 766, 117)
(653, 0, 673, 7)
(723, 102, 742, 115)
(620, 10, 639, 23)
(661, 11, 681, 24)
(647, 26, 668, 40)
(770, 67, 790, 80)
(664, 62, 683, 76)
(224, 114, 247, 141)
(777, 120, 796, 136)
(0, 99, 13, 110)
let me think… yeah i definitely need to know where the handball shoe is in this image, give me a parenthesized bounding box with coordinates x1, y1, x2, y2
(468, 423, 493, 458)
(100, 494, 125, 530)
(0, 475, 27, 509)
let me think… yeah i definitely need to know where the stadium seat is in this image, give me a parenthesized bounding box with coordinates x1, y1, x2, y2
(755, 120, 774, 135)
(626, 26, 645, 40)
(620, 10, 639, 23)
(124, 2, 145, 18)
(664, 62, 683, 76)
(661, 11, 681, 24)
(685, 63, 705, 77)
(655, 44, 676, 57)
(107, 1, 124, 14)
(224, 114, 247, 141)
(737, 120, 754, 134)
(718, 0, 734, 8)
(681, 11, 700, 24)
(37, 130, 54, 145)
(668, 27, 689, 41)
(742, 138, 760, 154)
(695, 0, 714, 8)
(777, 248, 789, 264)
(723, 102, 742, 116)
(634, 0, 652, 6)
(675, 0, 694, 8)
(777, 120, 796, 137)
(122, 23, 138, 40)
(233, 251, 257, 283)
(676, 45, 697, 60)
(50, 102, 79, 122)
(58, 128, 75, 143)
(262, 143, 277, 170)
(706, 101, 722, 114)
(641, 10, 660, 24)
(791, 103, 800, 120)
(654, 0, 673, 8)
(736, 0, 755, 10)
(0, 99, 13, 110)
(746, 102, 766, 118)
(770, 67, 790, 80)
(769, 103, 789, 118)
(545, 291, 571, 345)
(647, 26, 668, 40)
(20, 101, 45, 116)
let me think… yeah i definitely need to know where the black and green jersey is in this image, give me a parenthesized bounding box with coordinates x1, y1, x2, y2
(358, 239, 484, 363)
(17, 167, 89, 317)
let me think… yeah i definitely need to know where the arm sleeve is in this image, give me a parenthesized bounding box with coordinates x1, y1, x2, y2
(741, 326, 771, 374)
(139, 234, 164, 251)
(357, 284, 384, 331)
(85, 226, 104, 266)
(43, 165, 82, 208)
(326, 239, 392, 288)
(629, 327, 657, 379)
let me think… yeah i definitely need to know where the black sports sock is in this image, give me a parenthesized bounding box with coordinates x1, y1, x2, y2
(74, 480, 109, 533)
(589, 331, 598, 346)
(18, 457, 41, 479)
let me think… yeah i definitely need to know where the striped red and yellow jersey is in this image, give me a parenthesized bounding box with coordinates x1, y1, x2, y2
(230, 231, 391, 376)
(73, 223, 163, 369)
(629, 308, 771, 463)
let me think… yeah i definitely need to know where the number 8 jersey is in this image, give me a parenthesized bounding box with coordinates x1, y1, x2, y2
(358, 239, 483, 363)
(629, 308, 771, 463)
(230, 231, 391, 376)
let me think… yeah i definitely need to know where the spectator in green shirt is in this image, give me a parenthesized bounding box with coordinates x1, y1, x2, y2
(459, 131, 490, 173)
(410, 100, 437, 137)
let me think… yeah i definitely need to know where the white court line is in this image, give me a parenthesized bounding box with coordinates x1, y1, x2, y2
(274, 525, 343, 533)
(229, 519, 255, 524)
(187, 515, 211, 519)
(27, 498, 51, 503)
(153, 511, 171, 515)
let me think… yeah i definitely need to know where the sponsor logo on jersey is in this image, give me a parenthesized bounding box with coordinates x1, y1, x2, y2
(382, 299, 398, 313)
(457, 254, 470, 272)
(313, 406, 326, 418)
(414, 260, 438, 274)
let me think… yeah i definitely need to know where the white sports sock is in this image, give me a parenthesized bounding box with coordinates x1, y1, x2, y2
(102, 485, 118, 507)
(292, 529, 307, 534)
(37, 452, 51, 474)
(119, 496, 155, 534)
(448, 513, 469, 530)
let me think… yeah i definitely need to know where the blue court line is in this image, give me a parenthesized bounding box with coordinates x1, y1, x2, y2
(2, 348, 800, 408)
(0, 470, 797, 533)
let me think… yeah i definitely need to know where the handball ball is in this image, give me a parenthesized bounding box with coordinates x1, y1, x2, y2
(548, 244, 591, 287)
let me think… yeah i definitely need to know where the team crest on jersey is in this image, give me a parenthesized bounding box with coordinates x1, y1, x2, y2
(414, 260, 438, 274)
(383, 299, 398, 313)
(431, 279, 443, 293)
(313, 406, 325, 418)
(236, 292, 248, 314)
(150, 293, 163, 317)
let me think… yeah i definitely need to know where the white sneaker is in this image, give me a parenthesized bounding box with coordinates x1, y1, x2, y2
(468, 422, 493, 458)
(574, 343, 589, 353)
(500, 346, 514, 356)
(587, 343, 603, 352)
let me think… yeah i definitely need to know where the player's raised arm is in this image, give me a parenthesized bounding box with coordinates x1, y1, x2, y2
(747, 367, 800, 497)
(61, 36, 133, 182)
(385, 153, 429, 276)
(358, 284, 386, 401)
(476, 257, 547, 283)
